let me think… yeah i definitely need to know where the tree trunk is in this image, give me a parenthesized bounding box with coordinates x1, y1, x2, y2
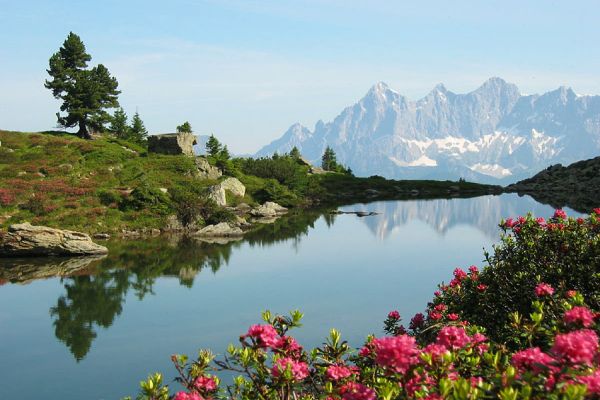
(78, 120, 92, 140)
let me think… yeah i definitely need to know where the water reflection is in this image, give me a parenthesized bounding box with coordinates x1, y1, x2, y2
(0, 194, 585, 361)
(342, 194, 582, 240)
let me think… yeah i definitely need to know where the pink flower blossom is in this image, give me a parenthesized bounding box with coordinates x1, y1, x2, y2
(593, 208, 600, 216)
(577, 217, 585, 225)
(174, 392, 202, 400)
(326, 365, 353, 381)
(409, 313, 425, 330)
(436, 326, 470, 350)
(469, 265, 479, 274)
(554, 209, 567, 219)
(566, 290, 577, 298)
(387, 310, 400, 320)
(245, 324, 280, 348)
(434, 304, 447, 312)
(477, 284, 488, 292)
(447, 313, 459, 321)
(551, 329, 599, 365)
(372, 335, 420, 374)
(271, 357, 309, 381)
(579, 370, 600, 394)
(194, 376, 217, 392)
(536, 217, 546, 226)
(453, 268, 468, 281)
(423, 343, 449, 361)
(535, 283, 554, 297)
(434, 290, 441, 297)
(504, 218, 516, 228)
(511, 347, 554, 372)
(340, 382, 376, 400)
(273, 336, 303, 356)
(563, 306, 595, 328)
(428, 311, 443, 321)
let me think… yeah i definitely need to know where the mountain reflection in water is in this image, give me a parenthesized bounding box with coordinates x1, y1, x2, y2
(0, 194, 583, 362)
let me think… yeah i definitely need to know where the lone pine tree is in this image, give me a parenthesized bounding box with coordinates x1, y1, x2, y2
(45, 32, 120, 139)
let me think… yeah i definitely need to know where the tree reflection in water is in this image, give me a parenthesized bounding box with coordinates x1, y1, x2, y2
(46, 210, 324, 361)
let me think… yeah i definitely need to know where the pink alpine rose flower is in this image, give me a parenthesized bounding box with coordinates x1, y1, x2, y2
(436, 326, 470, 350)
(554, 209, 567, 219)
(563, 306, 595, 328)
(194, 376, 217, 392)
(372, 335, 420, 374)
(339, 382, 376, 400)
(326, 365, 353, 381)
(534, 283, 554, 297)
(245, 324, 280, 348)
(409, 313, 425, 330)
(551, 329, 599, 365)
(579, 370, 600, 394)
(387, 310, 400, 320)
(174, 392, 202, 400)
(511, 347, 554, 372)
(271, 357, 309, 381)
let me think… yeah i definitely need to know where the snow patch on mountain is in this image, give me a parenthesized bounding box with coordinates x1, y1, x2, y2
(256, 78, 600, 183)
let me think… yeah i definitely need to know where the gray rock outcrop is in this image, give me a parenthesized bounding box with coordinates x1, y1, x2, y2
(207, 185, 227, 206)
(220, 177, 246, 197)
(250, 202, 288, 218)
(148, 132, 197, 156)
(194, 222, 243, 237)
(0, 223, 109, 257)
(195, 157, 222, 180)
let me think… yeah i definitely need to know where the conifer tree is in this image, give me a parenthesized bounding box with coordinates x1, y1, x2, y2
(321, 146, 338, 171)
(289, 146, 301, 159)
(45, 32, 120, 139)
(129, 111, 148, 143)
(206, 134, 222, 157)
(110, 108, 129, 139)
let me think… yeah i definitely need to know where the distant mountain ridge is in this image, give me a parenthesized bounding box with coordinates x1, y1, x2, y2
(256, 78, 600, 183)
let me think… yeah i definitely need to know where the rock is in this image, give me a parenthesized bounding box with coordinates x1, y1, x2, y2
(235, 203, 252, 213)
(195, 157, 222, 180)
(148, 132, 197, 156)
(207, 185, 227, 206)
(250, 202, 288, 218)
(194, 222, 244, 237)
(93, 233, 110, 240)
(159, 187, 168, 194)
(220, 177, 246, 197)
(0, 223, 108, 257)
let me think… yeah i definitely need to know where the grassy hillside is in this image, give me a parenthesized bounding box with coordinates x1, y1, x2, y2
(0, 130, 499, 234)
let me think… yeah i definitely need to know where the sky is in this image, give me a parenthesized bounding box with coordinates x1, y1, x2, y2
(1, 0, 600, 153)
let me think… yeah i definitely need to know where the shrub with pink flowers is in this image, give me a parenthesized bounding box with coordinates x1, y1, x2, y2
(128, 210, 600, 399)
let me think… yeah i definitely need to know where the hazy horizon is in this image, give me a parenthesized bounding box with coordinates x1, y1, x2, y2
(2, 0, 600, 153)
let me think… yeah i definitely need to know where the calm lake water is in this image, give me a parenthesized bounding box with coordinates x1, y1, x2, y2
(0, 194, 582, 399)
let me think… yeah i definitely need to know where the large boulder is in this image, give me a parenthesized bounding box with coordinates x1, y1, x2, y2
(250, 202, 288, 218)
(0, 223, 109, 257)
(194, 222, 243, 237)
(220, 177, 246, 197)
(195, 157, 222, 180)
(148, 132, 197, 156)
(207, 185, 227, 206)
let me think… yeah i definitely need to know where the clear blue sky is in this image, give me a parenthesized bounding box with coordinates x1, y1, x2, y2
(1, 0, 599, 153)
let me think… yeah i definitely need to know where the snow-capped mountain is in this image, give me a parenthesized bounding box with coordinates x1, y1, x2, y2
(255, 78, 600, 183)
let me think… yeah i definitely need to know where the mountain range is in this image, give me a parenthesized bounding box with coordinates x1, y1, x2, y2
(255, 78, 600, 183)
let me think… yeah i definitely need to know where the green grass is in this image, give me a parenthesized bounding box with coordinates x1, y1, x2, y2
(0, 130, 500, 234)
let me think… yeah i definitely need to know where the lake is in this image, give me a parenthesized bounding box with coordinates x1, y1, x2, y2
(0, 193, 582, 399)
